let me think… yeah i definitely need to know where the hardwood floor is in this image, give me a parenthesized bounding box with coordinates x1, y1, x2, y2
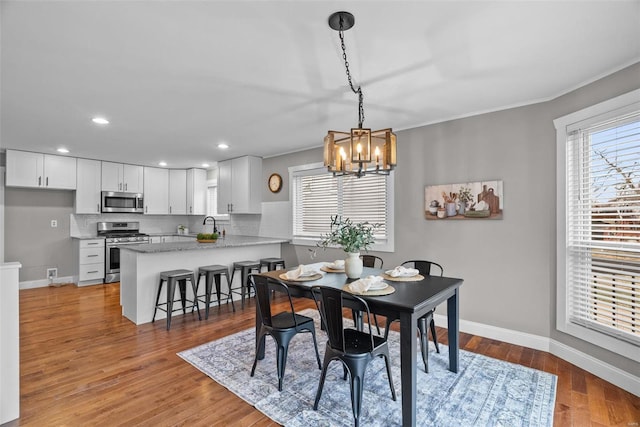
(14, 283, 639, 426)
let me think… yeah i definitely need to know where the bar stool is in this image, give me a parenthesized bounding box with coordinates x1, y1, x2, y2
(230, 260, 261, 308)
(152, 269, 201, 330)
(259, 257, 286, 272)
(196, 264, 236, 319)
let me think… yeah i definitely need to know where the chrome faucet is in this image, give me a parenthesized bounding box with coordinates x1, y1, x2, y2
(202, 216, 218, 233)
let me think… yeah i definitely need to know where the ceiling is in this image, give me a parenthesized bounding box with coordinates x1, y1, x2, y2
(2, 1, 639, 169)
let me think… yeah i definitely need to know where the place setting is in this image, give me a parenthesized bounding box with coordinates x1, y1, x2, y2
(320, 259, 345, 273)
(381, 265, 424, 282)
(343, 275, 395, 296)
(279, 264, 323, 282)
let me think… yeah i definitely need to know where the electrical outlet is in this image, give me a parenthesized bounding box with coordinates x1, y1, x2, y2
(47, 268, 58, 280)
(51, 220, 58, 228)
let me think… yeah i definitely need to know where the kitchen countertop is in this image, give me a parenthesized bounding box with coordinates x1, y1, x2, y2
(70, 235, 105, 240)
(120, 235, 289, 253)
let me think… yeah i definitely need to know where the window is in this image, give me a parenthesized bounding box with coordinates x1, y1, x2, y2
(206, 179, 228, 219)
(291, 163, 394, 251)
(555, 89, 640, 361)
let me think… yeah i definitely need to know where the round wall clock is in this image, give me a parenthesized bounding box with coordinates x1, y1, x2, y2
(268, 173, 283, 193)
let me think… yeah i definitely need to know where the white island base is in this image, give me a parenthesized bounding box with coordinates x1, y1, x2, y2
(120, 238, 285, 325)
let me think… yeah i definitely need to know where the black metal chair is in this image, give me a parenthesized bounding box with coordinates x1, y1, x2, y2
(385, 260, 443, 373)
(311, 286, 396, 427)
(249, 275, 322, 391)
(360, 254, 383, 268)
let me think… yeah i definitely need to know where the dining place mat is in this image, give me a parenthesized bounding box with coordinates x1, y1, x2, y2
(320, 266, 344, 273)
(342, 283, 396, 296)
(279, 273, 323, 282)
(381, 273, 425, 282)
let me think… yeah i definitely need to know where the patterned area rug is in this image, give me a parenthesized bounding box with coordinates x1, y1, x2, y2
(178, 309, 556, 426)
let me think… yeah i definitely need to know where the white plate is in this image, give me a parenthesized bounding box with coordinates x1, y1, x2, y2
(368, 281, 388, 291)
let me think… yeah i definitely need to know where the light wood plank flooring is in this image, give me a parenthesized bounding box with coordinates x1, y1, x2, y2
(12, 283, 640, 426)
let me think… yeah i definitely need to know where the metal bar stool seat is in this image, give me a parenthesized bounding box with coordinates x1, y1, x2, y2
(230, 261, 261, 308)
(259, 257, 286, 271)
(196, 264, 235, 319)
(152, 269, 201, 330)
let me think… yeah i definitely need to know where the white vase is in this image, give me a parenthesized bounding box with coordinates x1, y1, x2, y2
(344, 252, 363, 279)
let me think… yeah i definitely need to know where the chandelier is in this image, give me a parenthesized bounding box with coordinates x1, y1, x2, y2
(323, 11, 397, 178)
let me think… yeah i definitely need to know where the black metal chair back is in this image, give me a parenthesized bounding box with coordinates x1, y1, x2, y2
(360, 254, 383, 268)
(402, 259, 443, 276)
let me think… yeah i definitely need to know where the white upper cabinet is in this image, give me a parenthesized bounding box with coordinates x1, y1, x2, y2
(6, 150, 76, 189)
(101, 162, 143, 193)
(217, 156, 262, 214)
(169, 169, 187, 215)
(186, 168, 206, 215)
(75, 158, 102, 214)
(143, 167, 169, 215)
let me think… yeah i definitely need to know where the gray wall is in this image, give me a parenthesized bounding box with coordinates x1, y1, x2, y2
(265, 62, 640, 377)
(4, 188, 75, 281)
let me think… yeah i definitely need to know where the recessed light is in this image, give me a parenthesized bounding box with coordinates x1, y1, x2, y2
(158, 161, 167, 167)
(56, 147, 69, 154)
(201, 163, 210, 168)
(217, 143, 229, 149)
(92, 117, 109, 125)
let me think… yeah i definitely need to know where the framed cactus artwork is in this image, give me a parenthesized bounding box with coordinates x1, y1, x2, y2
(425, 180, 504, 220)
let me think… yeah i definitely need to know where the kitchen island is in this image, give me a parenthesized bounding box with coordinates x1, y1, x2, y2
(119, 235, 289, 325)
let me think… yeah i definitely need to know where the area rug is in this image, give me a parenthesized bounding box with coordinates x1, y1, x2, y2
(178, 309, 556, 426)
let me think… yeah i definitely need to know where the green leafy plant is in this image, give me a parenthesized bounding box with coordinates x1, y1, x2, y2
(317, 215, 379, 253)
(458, 186, 473, 203)
(197, 232, 218, 240)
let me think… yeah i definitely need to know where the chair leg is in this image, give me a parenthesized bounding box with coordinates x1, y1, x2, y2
(429, 314, 440, 353)
(313, 350, 332, 410)
(251, 329, 265, 377)
(418, 316, 429, 373)
(152, 277, 163, 323)
(348, 369, 364, 427)
(309, 326, 322, 369)
(383, 353, 397, 401)
(224, 272, 236, 312)
(190, 274, 201, 321)
(178, 279, 187, 314)
(166, 278, 177, 331)
(276, 343, 289, 392)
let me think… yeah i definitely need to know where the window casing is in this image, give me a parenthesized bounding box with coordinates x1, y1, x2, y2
(555, 89, 640, 362)
(290, 162, 394, 252)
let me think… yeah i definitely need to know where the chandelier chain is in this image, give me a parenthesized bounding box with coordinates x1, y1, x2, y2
(338, 27, 365, 128)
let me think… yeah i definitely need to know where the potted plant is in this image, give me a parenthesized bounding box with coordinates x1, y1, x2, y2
(457, 186, 473, 215)
(317, 215, 379, 278)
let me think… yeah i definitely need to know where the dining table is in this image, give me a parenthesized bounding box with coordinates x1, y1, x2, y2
(257, 264, 464, 427)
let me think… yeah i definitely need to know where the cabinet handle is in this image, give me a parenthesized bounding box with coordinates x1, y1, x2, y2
(87, 254, 99, 257)
(190, 206, 192, 213)
(145, 206, 148, 213)
(38, 176, 42, 186)
(124, 183, 127, 191)
(169, 206, 172, 214)
(97, 203, 100, 213)
(87, 242, 99, 245)
(46, 177, 49, 186)
(87, 270, 99, 274)
(119, 183, 122, 191)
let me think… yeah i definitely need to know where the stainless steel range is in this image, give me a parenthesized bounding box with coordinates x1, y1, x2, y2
(97, 221, 149, 283)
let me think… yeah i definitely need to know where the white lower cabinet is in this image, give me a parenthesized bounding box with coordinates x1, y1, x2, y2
(77, 239, 104, 286)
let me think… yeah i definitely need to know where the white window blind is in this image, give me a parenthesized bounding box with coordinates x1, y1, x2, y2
(292, 165, 392, 249)
(566, 111, 640, 346)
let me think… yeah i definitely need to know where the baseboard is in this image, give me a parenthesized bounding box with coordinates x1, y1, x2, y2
(434, 314, 639, 397)
(549, 340, 640, 397)
(19, 275, 77, 290)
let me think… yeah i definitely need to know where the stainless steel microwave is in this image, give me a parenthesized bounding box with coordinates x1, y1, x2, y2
(101, 191, 144, 213)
